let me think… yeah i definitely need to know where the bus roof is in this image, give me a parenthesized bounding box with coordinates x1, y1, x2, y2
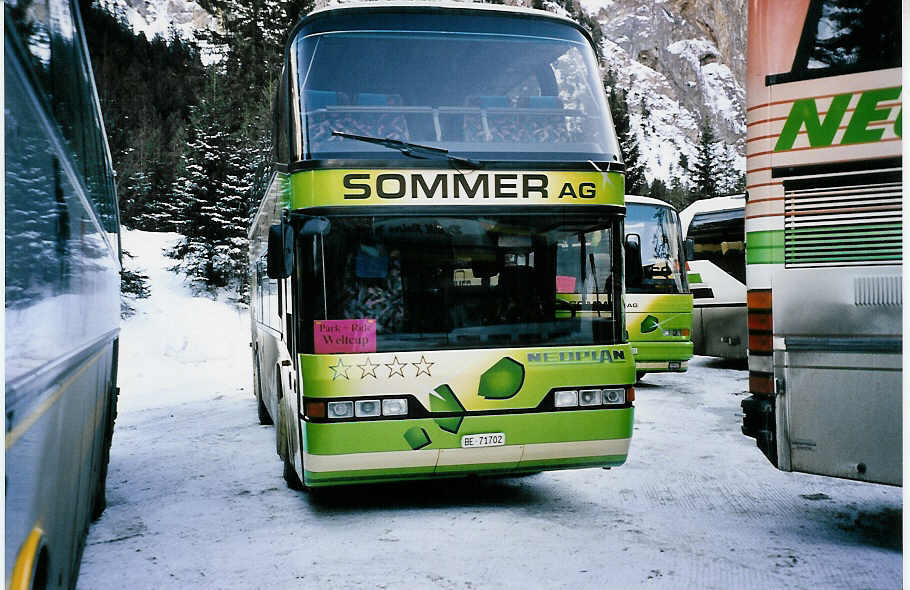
(679, 194, 744, 234)
(625, 194, 676, 209)
(291, 2, 591, 47)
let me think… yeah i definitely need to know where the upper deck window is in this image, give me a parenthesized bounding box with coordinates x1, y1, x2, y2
(772, 0, 900, 83)
(291, 11, 619, 163)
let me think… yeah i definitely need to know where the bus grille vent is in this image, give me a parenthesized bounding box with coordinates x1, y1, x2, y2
(854, 276, 902, 307)
(782, 166, 902, 267)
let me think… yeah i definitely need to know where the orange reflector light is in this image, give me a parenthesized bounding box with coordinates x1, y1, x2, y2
(627, 387, 635, 402)
(682, 329, 690, 338)
(747, 290, 772, 310)
(748, 312, 772, 332)
(749, 333, 773, 353)
(749, 373, 774, 395)
(305, 401, 326, 418)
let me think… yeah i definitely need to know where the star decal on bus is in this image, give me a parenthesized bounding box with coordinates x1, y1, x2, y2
(329, 357, 351, 380)
(412, 355, 434, 377)
(358, 357, 380, 379)
(385, 356, 407, 378)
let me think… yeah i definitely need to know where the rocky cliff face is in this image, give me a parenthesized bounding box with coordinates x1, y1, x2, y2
(583, 0, 746, 182)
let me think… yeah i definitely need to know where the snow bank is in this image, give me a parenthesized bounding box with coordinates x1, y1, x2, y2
(117, 230, 252, 412)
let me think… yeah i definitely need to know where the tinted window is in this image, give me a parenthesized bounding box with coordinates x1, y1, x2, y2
(624, 203, 687, 294)
(688, 209, 745, 284)
(777, 0, 901, 82)
(293, 21, 619, 163)
(7, 0, 118, 232)
(300, 212, 623, 352)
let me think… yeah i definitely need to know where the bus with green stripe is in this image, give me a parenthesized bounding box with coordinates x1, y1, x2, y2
(249, 3, 636, 489)
(741, 0, 901, 485)
(622, 195, 693, 379)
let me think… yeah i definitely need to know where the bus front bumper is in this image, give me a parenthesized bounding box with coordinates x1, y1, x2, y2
(631, 341, 693, 372)
(300, 407, 633, 487)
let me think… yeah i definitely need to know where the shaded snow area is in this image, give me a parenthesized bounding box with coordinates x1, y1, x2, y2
(79, 230, 901, 589)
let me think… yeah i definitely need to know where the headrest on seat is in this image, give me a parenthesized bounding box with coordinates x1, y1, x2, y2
(466, 95, 511, 108)
(357, 93, 403, 106)
(304, 90, 343, 111)
(521, 96, 562, 109)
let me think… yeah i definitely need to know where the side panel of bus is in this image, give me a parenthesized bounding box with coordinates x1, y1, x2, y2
(743, 0, 901, 484)
(5, 1, 122, 585)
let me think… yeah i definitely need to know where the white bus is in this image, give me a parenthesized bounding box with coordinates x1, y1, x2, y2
(679, 195, 747, 361)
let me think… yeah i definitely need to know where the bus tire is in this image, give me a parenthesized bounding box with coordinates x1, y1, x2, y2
(278, 408, 304, 490)
(283, 450, 305, 491)
(92, 341, 119, 521)
(255, 354, 272, 425)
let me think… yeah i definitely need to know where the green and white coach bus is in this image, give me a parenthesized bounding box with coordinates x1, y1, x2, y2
(249, 2, 637, 489)
(741, 0, 901, 485)
(622, 195, 693, 379)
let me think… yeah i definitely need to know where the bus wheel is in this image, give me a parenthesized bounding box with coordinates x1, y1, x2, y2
(283, 450, 304, 491)
(93, 341, 120, 521)
(256, 390, 272, 426)
(636, 371, 647, 382)
(255, 354, 272, 425)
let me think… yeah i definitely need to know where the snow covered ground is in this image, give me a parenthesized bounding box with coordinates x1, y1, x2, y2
(78, 230, 901, 589)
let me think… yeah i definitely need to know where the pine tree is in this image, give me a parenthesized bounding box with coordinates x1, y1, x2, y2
(715, 143, 745, 196)
(168, 99, 240, 290)
(604, 70, 647, 195)
(688, 119, 721, 202)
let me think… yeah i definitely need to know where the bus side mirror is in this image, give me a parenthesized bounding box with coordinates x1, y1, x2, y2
(684, 238, 695, 262)
(624, 233, 643, 288)
(267, 222, 293, 279)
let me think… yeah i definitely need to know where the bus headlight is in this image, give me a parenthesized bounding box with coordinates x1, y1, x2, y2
(602, 388, 625, 405)
(355, 399, 381, 417)
(579, 389, 602, 406)
(381, 398, 408, 416)
(554, 390, 578, 407)
(327, 401, 354, 419)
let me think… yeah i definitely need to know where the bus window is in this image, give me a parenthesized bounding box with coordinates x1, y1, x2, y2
(303, 212, 621, 352)
(294, 24, 618, 162)
(624, 203, 686, 294)
(687, 210, 745, 285)
(775, 0, 901, 82)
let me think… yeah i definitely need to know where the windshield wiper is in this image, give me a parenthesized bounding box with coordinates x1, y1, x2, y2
(331, 130, 480, 169)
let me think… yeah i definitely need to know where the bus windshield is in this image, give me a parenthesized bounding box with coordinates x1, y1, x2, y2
(294, 27, 619, 162)
(299, 211, 622, 352)
(625, 203, 686, 294)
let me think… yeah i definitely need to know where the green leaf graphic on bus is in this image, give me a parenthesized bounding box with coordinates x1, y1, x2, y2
(404, 427, 431, 450)
(640, 315, 660, 334)
(478, 357, 525, 400)
(431, 384, 465, 434)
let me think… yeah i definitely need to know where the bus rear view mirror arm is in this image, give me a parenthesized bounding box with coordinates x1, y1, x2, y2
(624, 233, 643, 288)
(267, 222, 294, 279)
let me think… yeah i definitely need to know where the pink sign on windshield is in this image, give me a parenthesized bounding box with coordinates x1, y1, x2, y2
(314, 319, 377, 354)
(556, 275, 577, 293)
